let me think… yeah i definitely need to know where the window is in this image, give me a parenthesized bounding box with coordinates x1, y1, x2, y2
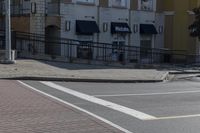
(140, 0, 153, 11)
(65, 21, 71, 31)
(103, 22, 108, 32)
(112, 0, 127, 8)
(76, 0, 95, 4)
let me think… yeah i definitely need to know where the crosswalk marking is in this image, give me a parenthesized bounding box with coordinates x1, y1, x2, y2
(40, 81, 157, 120)
(18, 80, 133, 133)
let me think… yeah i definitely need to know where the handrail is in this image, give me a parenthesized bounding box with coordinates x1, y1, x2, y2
(0, 30, 193, 56)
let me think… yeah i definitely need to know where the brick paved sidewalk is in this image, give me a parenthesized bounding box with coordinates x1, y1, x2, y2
(0, 80, 122, 133)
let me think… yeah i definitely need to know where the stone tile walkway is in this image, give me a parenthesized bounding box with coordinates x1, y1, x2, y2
(0, 80, 122, 133)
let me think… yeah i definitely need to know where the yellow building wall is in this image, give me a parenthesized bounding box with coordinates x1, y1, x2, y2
(164, 0, 199, 54)
(163, 0, 174, 11)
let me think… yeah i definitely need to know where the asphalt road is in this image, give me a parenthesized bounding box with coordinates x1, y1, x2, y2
(21, 78, 200, 133)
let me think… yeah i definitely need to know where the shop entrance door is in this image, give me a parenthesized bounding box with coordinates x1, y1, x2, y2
(77, 35, 94, 60)
(112, 41, 126, 62)
(140, 35, 152, 63)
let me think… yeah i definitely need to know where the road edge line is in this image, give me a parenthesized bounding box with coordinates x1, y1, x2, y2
(17, 80, 133, 133)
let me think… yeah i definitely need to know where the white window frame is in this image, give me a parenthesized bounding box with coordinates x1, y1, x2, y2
(109, 0, 130, 9)
(138, 0, 156, 11)
(76, 0, 98, 5)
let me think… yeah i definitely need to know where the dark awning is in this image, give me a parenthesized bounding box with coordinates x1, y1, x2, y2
(140, 24, 158, 34)
(76, 20, 100, 35)
(111, 22, 131, 34)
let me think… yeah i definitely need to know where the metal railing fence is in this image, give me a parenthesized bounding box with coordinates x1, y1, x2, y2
(0, 30, 199, 65)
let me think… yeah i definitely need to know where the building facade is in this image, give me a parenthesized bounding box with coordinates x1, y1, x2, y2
(0, 0, 166, 63)
(54, 0, 164, 62)
(130, 0, 164, 63)
(164, 0, 200, 56)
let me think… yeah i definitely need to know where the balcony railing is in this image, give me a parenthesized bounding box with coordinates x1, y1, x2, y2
(0, 1, 61, 16)
(0, 1, 31, 16)
(11, 4, 30, 16)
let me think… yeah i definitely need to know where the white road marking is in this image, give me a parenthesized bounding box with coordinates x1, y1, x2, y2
(94, 90, 200, 97)
(150, 114, 200, 121)
(40, 81, 157, 120)
(18, 81, 133, 133)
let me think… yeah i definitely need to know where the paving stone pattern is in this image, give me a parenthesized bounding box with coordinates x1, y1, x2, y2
(0, 80, 121, 133)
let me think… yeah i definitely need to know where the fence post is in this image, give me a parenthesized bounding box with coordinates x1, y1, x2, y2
(11, 31, 16, 50)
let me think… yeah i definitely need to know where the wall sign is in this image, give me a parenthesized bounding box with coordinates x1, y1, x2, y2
(115, 27, 129, 32)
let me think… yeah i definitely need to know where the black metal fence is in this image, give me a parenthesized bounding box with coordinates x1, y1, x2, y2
(0, 30, 200, 65)
(0, 30, 5, 49)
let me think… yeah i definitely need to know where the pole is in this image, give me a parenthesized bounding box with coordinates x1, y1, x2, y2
(5, 0, 12, 62)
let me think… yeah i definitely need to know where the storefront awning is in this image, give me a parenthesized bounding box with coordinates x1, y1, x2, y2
(111, 22, 131, 34)
(140, 24, 158, 34)
(76, 20, 100, 35)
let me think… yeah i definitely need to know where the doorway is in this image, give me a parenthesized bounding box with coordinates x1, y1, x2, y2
(112, 41, 126, 62)
(45, 25, 61, 56)
(112, 34, 126, 62)
(140, 35, 153, 62)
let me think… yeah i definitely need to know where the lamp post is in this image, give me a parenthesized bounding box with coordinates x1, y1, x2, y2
(5, 0, 14, 63)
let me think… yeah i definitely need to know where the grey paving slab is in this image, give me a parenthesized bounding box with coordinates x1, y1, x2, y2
(0, 59, 168, 82)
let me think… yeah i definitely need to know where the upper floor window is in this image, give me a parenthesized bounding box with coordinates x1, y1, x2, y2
(76, 0, 95, 4)
(140, 0, 153, 11)
(111, 0, 128, 8)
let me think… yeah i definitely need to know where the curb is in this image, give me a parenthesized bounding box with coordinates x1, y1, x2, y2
(169, 71, 200, 75)
(161, 72, 170, 81)
(1, 76, 164, 83)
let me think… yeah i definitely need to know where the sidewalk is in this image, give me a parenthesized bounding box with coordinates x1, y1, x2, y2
(0, 59, 169, 82)
(0, 80, 122, 133)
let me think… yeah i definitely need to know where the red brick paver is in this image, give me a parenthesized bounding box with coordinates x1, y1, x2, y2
(0, 80, 122, 133)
